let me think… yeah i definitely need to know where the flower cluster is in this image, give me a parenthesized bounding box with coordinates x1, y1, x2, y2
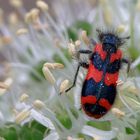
(0, 0, 140, 140)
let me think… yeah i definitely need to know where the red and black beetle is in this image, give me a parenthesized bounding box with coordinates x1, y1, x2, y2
(65, 29, 130, 119)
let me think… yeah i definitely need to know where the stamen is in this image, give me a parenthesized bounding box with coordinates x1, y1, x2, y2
(75, 40, 81, 48)
(68, 42, 77, 57)
(44, 62, 64, 69)
(36, 0, 49, 11)
(99, 0, 107, 5)
(127, 85, 139, 95)
(59, 79, 70, 94)
(15, 109, 30, 123)
(136, 0, 140, 10)
(117, 25, 126, 33)
(25, 8, 40, 23)
(42, 66, 56, 85)
(8, 12, 19, 25)
(16, 28, 28, 35)
(9, 0, 23, 8)
(117, 79, 124, 86)
(0, 78, 13, 95)
(111, 108, 125, 118)
(19, 93, 29, 102)
(0, 82, 8, 89)
(0, 36, 12, 45)
(81, 30, 90, 45)
(103, 7, 112, 25)
(33, 100, 45, 109)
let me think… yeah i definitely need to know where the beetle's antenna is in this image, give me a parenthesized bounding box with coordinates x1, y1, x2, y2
(122, 36, 130, 40)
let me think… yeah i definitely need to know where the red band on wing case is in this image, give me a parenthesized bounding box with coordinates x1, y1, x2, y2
(104, 72, 118, 86)
(86, 64, 103, 82)
(94, 44, 107, 60)
(110, 49, 122, 63)
(99, 98, 112, 110)
(81, 96, 97, 104)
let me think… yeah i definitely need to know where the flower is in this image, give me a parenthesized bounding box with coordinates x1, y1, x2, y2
(0, 0, 140, 140)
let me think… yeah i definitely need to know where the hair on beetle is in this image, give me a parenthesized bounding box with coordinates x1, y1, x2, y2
(96, 28, 130, 47)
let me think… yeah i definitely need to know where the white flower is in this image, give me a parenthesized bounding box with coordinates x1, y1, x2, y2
(0, 0, 140, 140)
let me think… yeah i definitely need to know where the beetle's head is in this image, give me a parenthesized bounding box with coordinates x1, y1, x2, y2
(96, 29, 130, 53)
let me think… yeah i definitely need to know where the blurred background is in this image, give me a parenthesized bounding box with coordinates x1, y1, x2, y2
(0, 0, 49, 12)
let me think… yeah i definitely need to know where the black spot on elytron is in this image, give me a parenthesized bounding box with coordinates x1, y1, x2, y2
(91, 52, 103, 71)
(91, 52, 121, 73)
(82, 79, 97, 97)
(83, 103, 107, 116)
(100, 84, 116, 104)
(81, 78, 116, 105)
(106, 59, 121, 73)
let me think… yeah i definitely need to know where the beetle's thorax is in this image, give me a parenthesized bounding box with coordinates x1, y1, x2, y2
(102, 43, 117, 54)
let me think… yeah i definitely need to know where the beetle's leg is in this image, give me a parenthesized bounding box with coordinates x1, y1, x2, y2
(79, 61, 89, 69)
(122, 58, 131, 73)
(60, 61, 89, 94)
(78, 49, 92, 54)
(65, 61, 89, 92)
(77, 38, 96, 56)
(77, 49, 92, 59)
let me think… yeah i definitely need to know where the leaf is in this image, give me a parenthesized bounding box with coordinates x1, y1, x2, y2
(57, 114, 72, 129)
(31, 129, 44, 140)
(74, 20, 92, 35)
(86, 121, 111, 131)
(0, 121, 48, 140)
(125, 127, 135, 135)
(67, 27, 78, 41)
(128, 47, 139, 60)
(66, 20, 92, 41)
(135, 136, 140, 140)
(53, 48, 71, 65)
(20, 126, 32, 140)
(30, 120, 47, 134)
(30, 60, 46, 81)
(2, 127, 18, 140)
(136, 117, 140, 133)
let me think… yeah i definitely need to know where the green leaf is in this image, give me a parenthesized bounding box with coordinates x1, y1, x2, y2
(31, 129, 44, 140)
(67, 27, 78, 41)
(57, 114, 72, 129)
(30, 60, 46, 81)
(128, 47, 140, 71)
(67, 20, 92, 41)
(87, 121, 111, 131)
(0, 121, 48, 140)
(74, 20, 92, 35)
(30, 120, 47, 134)
(78, 133, 85, 139)
(112, 138, 118, 140)
(136, 117, 140, 133)
(135, 136, 140, 140)
(3, 127, 18, 140)
(53, 48, 71, 65)
(128, 47, 139, 60)
(125, 127, 135, 135)
(20, 126, 32, 140)
(70, 108, 79, 119)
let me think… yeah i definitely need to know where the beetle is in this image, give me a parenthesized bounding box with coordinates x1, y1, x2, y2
(64, 29, 130, 119)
